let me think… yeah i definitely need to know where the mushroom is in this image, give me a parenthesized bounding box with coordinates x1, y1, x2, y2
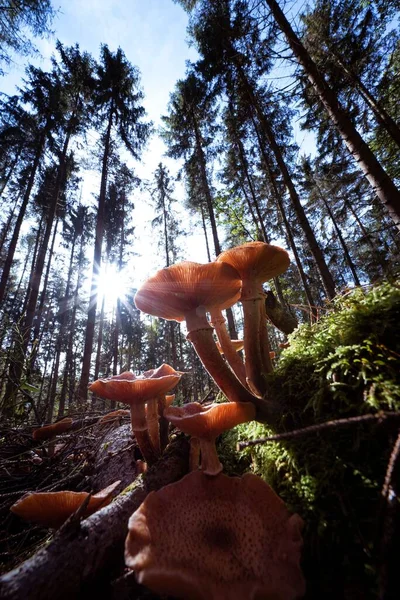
(125, 470, 305, 600)
(32, 417, 73, 442)
(215, 339, 244, 354)
(217, 242, 290, 396)
(134, 261, 267, 416)
(89, 367, 182, 464)
(10, 480, 121, 529)
(98, 409, 131, 427)
(164, 401, 256, 476)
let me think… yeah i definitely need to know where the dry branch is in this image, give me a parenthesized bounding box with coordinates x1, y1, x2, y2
(0, 435, 189, 600)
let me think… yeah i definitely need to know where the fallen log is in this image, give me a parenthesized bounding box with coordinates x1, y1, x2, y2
(0, 435, 189, 600)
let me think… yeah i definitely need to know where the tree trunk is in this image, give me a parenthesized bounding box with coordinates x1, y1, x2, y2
(200, 205, 212, 262)
(0, 127, 48, 306)
(94, 295, 106, 382)
(52, 235, 77, 419)
(329, 48, 400, 148)
(191, 109, 221, 256)
(264, 0, 400, 229)
(312, 178, 361, 286)
(30, 219, 59, 371)
(0, 192, 21, 257)
(59, 234, 85, 414)
(78, 103, 114, 403)
(0, 146, 22, 198)
(233, 131, 288, 307)
(242, 87, 336, 299)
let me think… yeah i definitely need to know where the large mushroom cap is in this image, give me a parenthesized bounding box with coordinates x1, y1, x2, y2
(164, 401, 255, 439)
(10, 481, 121, 528)
(134, 261, 241, 322)
(125, 470, 305, 600)
(217, 242, 290, 297)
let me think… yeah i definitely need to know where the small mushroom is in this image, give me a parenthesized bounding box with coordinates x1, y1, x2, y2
(89, 367, 182, 464)
(217, 242, 289, 395)
(10, 480, 121, 529)
(164, 401, 256, 475)
(125, 470, 305, 600)
(98, 409, 131, 427)
(32, 417, 73, 442)
(215, 339, 244, 354)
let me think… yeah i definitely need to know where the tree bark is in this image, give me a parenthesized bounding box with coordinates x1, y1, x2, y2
(78, 102, 114, 403)
(264, 0, 400, 229)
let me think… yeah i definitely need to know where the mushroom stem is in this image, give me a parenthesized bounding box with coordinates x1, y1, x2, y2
(241, 298, 268, 396)
(133, 430, 158, 466)
(259, 299, 274, 374)
(210, 309, 248, 388)
(186, 326, 260, 406)
(129, 405, 158, 466)
(147, 399, 161, 456)
(199, 438, 222, 476)
(158, 397, 170, 452)
(189, 437, 201, 471)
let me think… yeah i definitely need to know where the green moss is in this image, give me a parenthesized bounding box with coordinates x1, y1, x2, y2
(120, 477, 143, 496)
(223, 282, 400, 598)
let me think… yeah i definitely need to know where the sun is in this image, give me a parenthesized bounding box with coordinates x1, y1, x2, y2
(95, 263, 131, 309)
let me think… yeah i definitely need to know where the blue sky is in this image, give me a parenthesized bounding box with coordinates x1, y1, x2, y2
(2, 1, 212, 290)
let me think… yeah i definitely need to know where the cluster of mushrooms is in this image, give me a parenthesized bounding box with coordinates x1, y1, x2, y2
(12, 242, 306, 600)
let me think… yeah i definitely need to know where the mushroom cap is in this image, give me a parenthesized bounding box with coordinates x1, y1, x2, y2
(32, 417, 73, 441)
(217, 242, 290, 295)
(10, 480, 121, 528)
(215, 339, 244, 354)
(89, 366, 182, 406)
(164, 401, 256, 440)
(98, 409, 131, 425)
(134, 261, 241, 322)
(125, 470, 305, 600)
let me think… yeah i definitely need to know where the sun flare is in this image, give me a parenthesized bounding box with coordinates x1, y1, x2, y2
(95, 264, 131, 309)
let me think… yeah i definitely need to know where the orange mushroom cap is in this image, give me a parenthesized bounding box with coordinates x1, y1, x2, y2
(32, 418, 73, 441)
(134, 261, 241, 322)
(89, 367, 182, 406)
(215, 339, 244, 354)
(10, 480, 121, 528)
(125, 470, 305, 600)
(98, 409, 131, 425)
(164, 401, 255, 440)
(217, 242, 290, 300)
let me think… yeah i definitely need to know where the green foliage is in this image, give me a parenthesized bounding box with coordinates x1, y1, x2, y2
(223, 282, 400, 598)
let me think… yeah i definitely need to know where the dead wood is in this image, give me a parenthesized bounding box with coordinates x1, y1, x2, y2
(91, 423, 138, 490)
(0, 435, 189, 600)
(265, 290, 298, 334)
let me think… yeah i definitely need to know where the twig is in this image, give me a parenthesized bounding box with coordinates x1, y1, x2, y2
(237, 411, 400, 449)
(381, 430, 400, 500)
